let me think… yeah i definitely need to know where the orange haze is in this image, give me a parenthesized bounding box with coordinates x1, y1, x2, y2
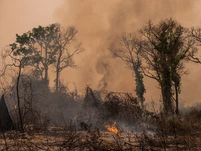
(1, 0, 201, 107)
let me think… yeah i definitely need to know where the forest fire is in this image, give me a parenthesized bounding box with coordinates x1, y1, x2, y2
(105, 122, 119, 135)
(1, 0, 201, 150)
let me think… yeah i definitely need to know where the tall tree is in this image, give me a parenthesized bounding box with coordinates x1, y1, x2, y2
(2, 47, 26, 132)
(9, 23, 84, 91)
(140, 19, 196, 115)
(30, 24, 58, 84)
(53, 25, 84, 92)
(110, 33, 146, 110)
(10, 24, 59, 85)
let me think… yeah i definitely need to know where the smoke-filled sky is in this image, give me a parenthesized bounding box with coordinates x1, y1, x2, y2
(1, 0, 201, 107)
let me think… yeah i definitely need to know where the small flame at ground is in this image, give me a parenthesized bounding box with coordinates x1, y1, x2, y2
(105, 122, 119, 135)
(14, 105, 17, 109)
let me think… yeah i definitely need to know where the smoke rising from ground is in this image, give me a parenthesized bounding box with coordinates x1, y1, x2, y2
(1, 0, 201, 106)
(56, 0, 201, 106)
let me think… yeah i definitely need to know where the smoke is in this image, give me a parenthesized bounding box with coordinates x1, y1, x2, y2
(0, 0, 62, 90)
(0, 0, 61, 48)
(1, 0, 201, 106)
(55, 0, 201, 106)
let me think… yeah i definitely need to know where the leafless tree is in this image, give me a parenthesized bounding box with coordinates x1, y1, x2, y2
(189, 27, 201, 64)
(53, 25, 84, 92)
(1, 48, 25, 132)
(110, 33, 146, 110)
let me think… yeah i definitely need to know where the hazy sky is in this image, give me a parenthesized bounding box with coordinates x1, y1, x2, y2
(0, 0, 61, 49)
(1, 0, 201, 107)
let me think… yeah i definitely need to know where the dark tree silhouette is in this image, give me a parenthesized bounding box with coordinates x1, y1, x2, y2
(10, 23, 84, 91)
(110, 33, 146, 110)
(0, 95, 14, 131)
(10, 24, 58, 85)
(53, 25, 84, 92)
(140, 19, 197, 115)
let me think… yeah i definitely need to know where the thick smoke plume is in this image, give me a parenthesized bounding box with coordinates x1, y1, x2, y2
(56, 0, 201, 106)
(1, 0, 201, 106)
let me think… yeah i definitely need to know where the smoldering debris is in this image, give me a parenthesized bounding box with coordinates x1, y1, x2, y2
(1, 82, 201, 150)
(74, 86, 146, 132)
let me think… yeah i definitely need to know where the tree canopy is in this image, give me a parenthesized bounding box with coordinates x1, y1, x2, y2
(9, 23, 84, 91)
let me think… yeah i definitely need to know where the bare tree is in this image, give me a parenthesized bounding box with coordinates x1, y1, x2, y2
(1, 48, 43, 132)
(2, 48, 25, 132)
(110, 33, 146, 110)
(53, 25, 84, 92)
(189, 27, 201, 64)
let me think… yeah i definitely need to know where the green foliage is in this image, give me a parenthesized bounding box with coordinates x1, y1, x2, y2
(9, 23, 83, 91)
(140, 18, 196, 114)
(9, 23, 61, 80)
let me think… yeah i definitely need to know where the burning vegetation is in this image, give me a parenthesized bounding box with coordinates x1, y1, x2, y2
(105, 122, 119, 135)
(1, 9, 201, 150)
(0, 85, 200, 150)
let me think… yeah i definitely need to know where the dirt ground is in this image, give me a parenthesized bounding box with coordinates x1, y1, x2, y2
(0, 129, 200, 151)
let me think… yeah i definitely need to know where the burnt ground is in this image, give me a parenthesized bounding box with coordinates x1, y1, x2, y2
(0, 126, 201, 151)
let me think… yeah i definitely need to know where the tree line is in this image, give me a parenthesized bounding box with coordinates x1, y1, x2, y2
(9, 23, 84, 92)
(2, 18, 201, 119)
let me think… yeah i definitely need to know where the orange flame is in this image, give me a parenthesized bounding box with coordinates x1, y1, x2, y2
(105, 122, 119, 135)
(14, 105, 17, 110)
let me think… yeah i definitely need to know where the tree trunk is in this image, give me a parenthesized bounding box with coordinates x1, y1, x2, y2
(133, 62, 145, 110)
(55, 68, 60, 92)
(161, 69, 174, 115)
(55, 49, 62, 92)
(16, 64, 24, 132)
(135, 71, 145, 110)
(161, 86, 173, 115)
(44, 46, 49, 85)
(44, 66, 49, 85)
(175, 83, 179, 115)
